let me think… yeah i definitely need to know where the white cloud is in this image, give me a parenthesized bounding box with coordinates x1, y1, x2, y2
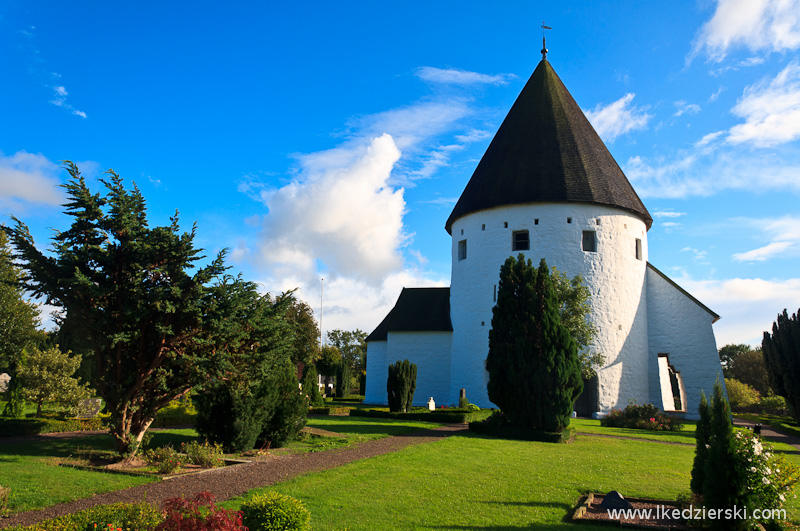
(415, 67, 515, 86)
(692, 0, 800, 62)
(733, 241, 793, 261)
(254, 133, 406, 285)
(49, 84, 87, 118)
(709, 86, 725, 102)
(625, 149, 800, 198)
(0, 151, 64, 208)
(674, 100, 702, 117)
(677, 274, 800, 346)
(727, 62, 800, 147)
(695, 131, 725, 148)
(455, 129, 492, 143)
(653, 210, 687, 218)
(584, 93, 652, 143)
(730, 215, 800, 261)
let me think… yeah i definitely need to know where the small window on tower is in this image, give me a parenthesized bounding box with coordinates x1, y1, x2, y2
(582, 231, 597, 252)
(635, 238, 642, 260)
(512, 230, 530, 251)
(458, 239, 467, 261)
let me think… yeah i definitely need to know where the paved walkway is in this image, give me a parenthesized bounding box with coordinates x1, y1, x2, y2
(733, 418, 800, 452)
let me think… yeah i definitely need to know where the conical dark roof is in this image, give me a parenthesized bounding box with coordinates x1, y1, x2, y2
(445, 59, 651, 234)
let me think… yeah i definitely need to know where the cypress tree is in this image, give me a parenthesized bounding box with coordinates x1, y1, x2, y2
(702, 381, 750, 530)
(690, 391, 711, 494)
(336, 362, 351, 398)
(387, 359, 417, 413)
(301, 363, 324, 407)
(486, 256, 582, 432)
(762, 309, 800, 418)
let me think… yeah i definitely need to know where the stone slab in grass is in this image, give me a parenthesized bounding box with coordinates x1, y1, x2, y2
(572, 493, 691, 529)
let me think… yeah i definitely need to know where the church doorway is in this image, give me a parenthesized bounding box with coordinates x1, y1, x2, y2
(573, 375, 598, 417)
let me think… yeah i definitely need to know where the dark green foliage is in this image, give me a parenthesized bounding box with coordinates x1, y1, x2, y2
(195, 383, 274, 452)
(301, 363, 324, 407)
(336, 362, 351, 398)
(600, 402, 684, 431)
(486, 256, 583, 433)
(726, 349, 771, 396)
(702, 382, 750, 530)
(285, 300, 320, 366)
(328, 329, 367, 397)
(0, 230, 43, 418)
(763, 309, 800, 418)
(719, 343, 751, 371)
(241, 491, 311, 531)
(387, 359, 417, 413)
(258, 359, 308, 449)
(468, 411, 576, 443)
(194, 277, 306, 452)
(350, 407, 493, 423)
(2, 163, 229, 455)
(691, 392, 711, 495)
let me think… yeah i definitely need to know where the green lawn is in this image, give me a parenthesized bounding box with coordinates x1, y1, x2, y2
(224, 428, 800, 530)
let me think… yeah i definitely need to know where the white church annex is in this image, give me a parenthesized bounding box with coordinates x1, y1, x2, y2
(364, 56, 725, 419)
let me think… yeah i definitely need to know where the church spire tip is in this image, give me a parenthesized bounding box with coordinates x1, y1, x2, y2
(541, 21, 551, 60)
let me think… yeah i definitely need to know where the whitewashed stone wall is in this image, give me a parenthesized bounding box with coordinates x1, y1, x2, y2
(450, 203, 650, 412)
(364, 341, 388, 405)
(646, 265, 725, 419)
(387, 331, 452, 407)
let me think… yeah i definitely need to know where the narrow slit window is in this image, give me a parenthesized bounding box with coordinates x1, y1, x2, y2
(481, 224, 485, 231)
(582, 231, 597, 252)
(512, 230, 530, 251)
(567, 217, 572, 224)
(534, 218, 539, 225)
(458, 239, 467, 261)
(503, 221, 508, 228)
(635, 238, 642, 260)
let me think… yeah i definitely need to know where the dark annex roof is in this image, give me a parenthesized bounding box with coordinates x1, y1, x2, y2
(366, 287, 453, 342)
(445, 59, 652, 234)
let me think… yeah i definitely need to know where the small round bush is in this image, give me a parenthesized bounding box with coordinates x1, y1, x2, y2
(241, 491, 311, 531)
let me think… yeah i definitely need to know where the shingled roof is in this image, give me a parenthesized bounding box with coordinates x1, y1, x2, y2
(366, 287, 452, 342)
(445, 59, 652, 234)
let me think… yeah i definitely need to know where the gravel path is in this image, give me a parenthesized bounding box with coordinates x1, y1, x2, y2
(0, 425, 467, 529)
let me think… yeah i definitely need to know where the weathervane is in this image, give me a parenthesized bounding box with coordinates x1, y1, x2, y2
(541, 21, 551, 60)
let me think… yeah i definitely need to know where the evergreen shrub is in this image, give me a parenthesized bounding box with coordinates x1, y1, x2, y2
(763, 308, 800, 420)
(468, 411, 575, 443)
(195, 383, 271, 453)
(258, 360, 308, 449)
(600, 402, 683, 431)
(387, 359, 417, 413)
(241, 491, 311, 531)
(691, 392, 711, 495)
(301, 364, 324, 407)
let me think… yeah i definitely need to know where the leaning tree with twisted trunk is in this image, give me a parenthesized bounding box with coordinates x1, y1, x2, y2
(3, 162, 228, 457)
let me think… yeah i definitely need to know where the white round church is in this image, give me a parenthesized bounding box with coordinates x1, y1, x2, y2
(364, 56, 725, 419)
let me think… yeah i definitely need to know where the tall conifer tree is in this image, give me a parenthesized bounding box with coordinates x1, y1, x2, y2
(762, 309, 800, 418)
(486, 255, 583, 432)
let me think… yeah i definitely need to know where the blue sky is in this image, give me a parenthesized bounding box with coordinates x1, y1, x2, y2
(2, 1, 800, 348)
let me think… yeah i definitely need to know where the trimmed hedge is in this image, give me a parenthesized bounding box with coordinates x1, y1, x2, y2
(3, 501, 162, 531)
(0, 417, 105, 437)
(308, 406, 352, 416)
(469, 419, 576, 443)
(349, 407, 493, 423)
